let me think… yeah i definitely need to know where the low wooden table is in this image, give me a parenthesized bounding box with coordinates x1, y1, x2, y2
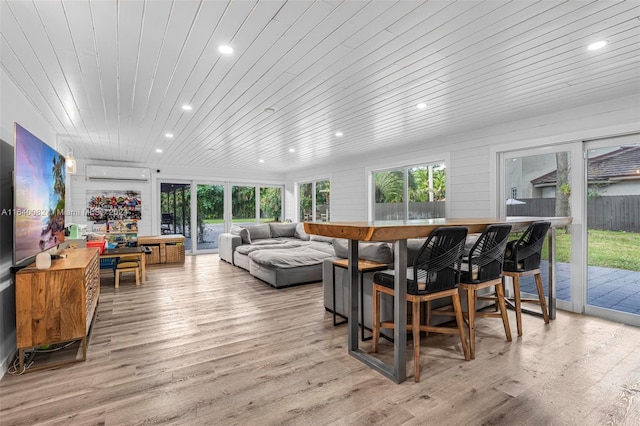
(332, 258, 390, 341)
(101, 246, 146, 283)
(305, 216, 572, 383)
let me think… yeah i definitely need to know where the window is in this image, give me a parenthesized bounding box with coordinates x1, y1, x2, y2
(298, 179, 330, 222)
(373, 162, 446, 220)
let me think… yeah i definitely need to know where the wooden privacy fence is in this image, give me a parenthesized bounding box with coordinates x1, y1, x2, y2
(375, 201, 446, 220)
(507, 195, 640, 232)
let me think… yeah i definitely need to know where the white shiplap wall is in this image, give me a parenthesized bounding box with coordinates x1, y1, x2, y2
(285, 94, 640, 221)
(69, 159, 286, 236)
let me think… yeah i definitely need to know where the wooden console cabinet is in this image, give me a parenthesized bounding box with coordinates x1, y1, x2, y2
(15, 248, 100, 372)
(137, 235, 185, 265)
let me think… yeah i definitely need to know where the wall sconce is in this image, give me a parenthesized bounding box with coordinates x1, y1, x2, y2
(65, 154, 77, 174)
(57, 137, 77, 174)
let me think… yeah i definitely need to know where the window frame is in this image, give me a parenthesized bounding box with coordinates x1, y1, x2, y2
(297, 178, 330, 222)
(366, 155, 449, 221)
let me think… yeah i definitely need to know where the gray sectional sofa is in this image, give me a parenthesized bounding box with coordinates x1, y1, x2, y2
(218, 222, 335, 288)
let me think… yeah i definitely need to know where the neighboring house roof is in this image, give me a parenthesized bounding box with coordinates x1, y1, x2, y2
(532, 146, 640, 186)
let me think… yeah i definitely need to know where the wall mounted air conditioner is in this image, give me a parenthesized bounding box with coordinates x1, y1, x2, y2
(86, 165, 150, 182)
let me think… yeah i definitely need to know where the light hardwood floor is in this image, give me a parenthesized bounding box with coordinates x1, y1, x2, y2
(1, 254, 639, 425)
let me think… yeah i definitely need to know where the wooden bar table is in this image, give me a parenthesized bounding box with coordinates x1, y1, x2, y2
(305, 216, 571, 383)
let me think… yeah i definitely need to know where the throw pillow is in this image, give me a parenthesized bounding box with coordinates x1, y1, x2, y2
(230, 225, 251, 244)
(245, 223, 271, 241)
(332, 239, 393, 264)
(294, 223, 310, 241)
(269, 222, 297, 238)
(310, 234, 334, 243)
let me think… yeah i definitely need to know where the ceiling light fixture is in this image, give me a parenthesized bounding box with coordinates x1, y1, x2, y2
(259, 159, 265, 163)
(156, 149, 163, 153)
(289, 148, 295, 153)
(165, 133, 174, 138)
(219, 45, 233, 55)
(417, 103, 427, 109)
(181, 105, 193, 111)
(335, 132, 343, 137)
(587, 40, 608, 51)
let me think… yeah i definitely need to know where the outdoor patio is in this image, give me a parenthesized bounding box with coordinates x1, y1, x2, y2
(519, 261, 640, 315)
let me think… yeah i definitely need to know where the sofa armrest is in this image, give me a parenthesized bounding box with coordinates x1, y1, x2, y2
(218, 233, 243, 265)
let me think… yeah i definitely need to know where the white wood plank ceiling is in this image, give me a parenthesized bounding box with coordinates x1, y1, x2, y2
(1, 0, 639, 173)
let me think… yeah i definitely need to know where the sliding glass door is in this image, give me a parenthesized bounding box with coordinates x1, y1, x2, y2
(160, 182, 192, 252)
(196, 184, 224, 251)
(501, 144, 581, 313)
(232, 185, 257, 226)
(160, 181, 283, 253)
(585, 135, 640, 325)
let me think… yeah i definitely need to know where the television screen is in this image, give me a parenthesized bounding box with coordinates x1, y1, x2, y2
(14, 123, 66, 265)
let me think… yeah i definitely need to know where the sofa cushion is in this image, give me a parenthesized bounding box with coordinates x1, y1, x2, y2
(294, 223, 310, 241)
(249, 247, 333, 269)
(230, 225, 251, 244)
(236, 240, 303, 255)
(310, 234, 333, 243)
(332, 239, 393, 264)
(269, 222, 297, 238)
(245, 224, 271, 241)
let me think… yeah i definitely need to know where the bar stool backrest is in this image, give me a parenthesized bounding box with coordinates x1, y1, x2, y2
(463, 223, 512, 283)
(503, 221, 551, 272)
(411, 226, 468, 294)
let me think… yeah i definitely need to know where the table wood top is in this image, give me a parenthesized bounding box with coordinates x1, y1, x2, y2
(332, 258, 391, 271)
(101, 246, 145, 257)
(304, 216, 572, 241)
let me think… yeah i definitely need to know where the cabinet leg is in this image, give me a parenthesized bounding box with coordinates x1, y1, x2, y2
(81, 337, 87, 361)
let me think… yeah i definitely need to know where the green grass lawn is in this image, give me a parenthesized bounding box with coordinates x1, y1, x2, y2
(538, 229, 640, 271)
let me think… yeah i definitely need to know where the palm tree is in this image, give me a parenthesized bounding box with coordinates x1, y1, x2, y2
(375, 171, 404, 203)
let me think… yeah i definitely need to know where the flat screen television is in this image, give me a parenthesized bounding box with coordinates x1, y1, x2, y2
(13, 123, 66, 266)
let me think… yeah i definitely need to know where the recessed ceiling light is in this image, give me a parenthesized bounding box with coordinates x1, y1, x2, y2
(219, 45, 233, 55)
(165, 133, 174, 138)
(259, 159, 265, 163)
(181, 104, 193, 111)
(335, 132, 343, 137)
(587, 40, 608, 51)
(417, 103, 427, 109)
(264, 107, 276, 114)
(289, 148, 295, 153)
(155, 149, 163, 153)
